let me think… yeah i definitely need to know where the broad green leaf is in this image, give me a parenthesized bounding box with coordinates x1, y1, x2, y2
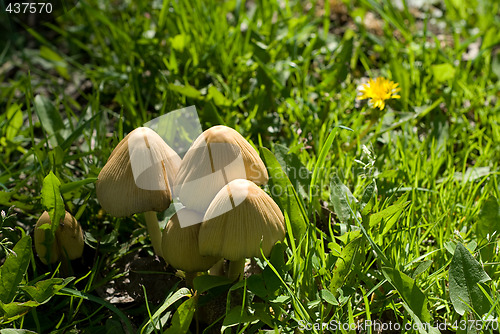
(401, 302, 440, 334)
(140, 287, 191, 333)
(252, 303, 274, 327)
(39, 46, 69, 80)
(330, 174, 358, 223)
(20, 277, 74, 304)
(193, 275, 232, 294)
(319, 289, 338, 306)
(41, 172, 65, 237)
(369, 193, 409, 237)
(382, 267, 432, 323)
(0, 236, 32, 304)
(221, 306, 258, 332)
(0, 329, 38, 334)
(476, 196, 500, 243)
(33, 95, 65, 146)
(0, 300, 39, 324)
(262, 242, 288, 298)
(246, 275, 268, 299)
(412, 260, 433, 279)
(164, 295, 197, 334)
(170, 34, 188, 52)
(168, 83, 203, 99)
(5, 104, 23, 141)
(273, 144, 311, 200)
(449, 243, 491, 316)
(360, 179, 377, 215)
(260, 147, 307, 238)
(431, 63, 456, 83)
(207, 86, 231, 107)
(330, 231, 362, 295)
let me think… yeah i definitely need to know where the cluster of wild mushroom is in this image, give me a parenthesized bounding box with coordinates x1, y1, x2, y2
(34, 211, 85, 267)
(95, 125, 285, 281)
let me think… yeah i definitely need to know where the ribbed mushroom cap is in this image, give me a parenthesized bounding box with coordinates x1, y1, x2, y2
(173, 125, 268, 213)
(199, 179, 285, 261)
(34, 211, 60, 265)
(162, 209, 220, 272)
(56, 211, 84, 260)
(34, 211, 84, 264)
(96, 127, 181, 217)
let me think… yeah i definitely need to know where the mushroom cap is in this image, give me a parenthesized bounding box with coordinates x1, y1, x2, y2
(34, 211, 84, 263)
(173, 125, 268, 213)
(162, 209, 220, 272)
(198, 179, 285, 261)
(56, 211, 84, 260)
(34, 211, 60, 264)
(96, 127, 181, 217)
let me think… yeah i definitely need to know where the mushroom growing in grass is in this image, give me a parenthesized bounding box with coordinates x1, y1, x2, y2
(34, 211, 84, 265)
(199, 179, 285, 281)
(173, 125, 268, 213)
(96, 127, 181, 257)
(162, 208, 220, 286)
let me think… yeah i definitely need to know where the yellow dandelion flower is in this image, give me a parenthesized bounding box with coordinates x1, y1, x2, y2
(357, 77, 401, 110)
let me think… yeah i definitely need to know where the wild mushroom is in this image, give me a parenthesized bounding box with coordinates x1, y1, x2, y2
(173, 125, 268, 214)
(34, 211, 84, 265)
(162, 208, 220, 285)
(96, 127, 181, 257)
(198, 179, 285, 281)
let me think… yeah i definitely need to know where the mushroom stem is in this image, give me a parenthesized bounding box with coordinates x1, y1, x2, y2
(209, 259, 225, 276)
(227, 259, 245, 281)
(144, 211, 163, 258)
(185, 271, 197, 289)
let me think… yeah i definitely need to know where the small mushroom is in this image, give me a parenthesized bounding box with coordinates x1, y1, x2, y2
(198, 179, 285, 280)
(34, 211, 84, 265)
(96, 127, 181, 257)
(162, 209, 220, 285)
(173, 125, 268, 214)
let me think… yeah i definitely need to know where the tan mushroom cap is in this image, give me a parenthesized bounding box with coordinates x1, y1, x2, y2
(96, 127, 181, 217)
(173, 125, 268, 213)
(34, 211, 60, 264)
(56, 211, 84, 260)
(34, 211, 84, 264)
(199, 179, 285, 261)
(162, 209, 220, 272)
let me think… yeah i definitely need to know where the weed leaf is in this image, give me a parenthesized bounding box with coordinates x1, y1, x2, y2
(449, 243, 491, 316)
(164, 295, 197, 334)
(193, 275, 232, 294)
(33, 95, 65, 146)
(476, 196, 500, 243)
(330, 231, 362, 295)
(20, 277, 74, 304)
(382, 267, 432, 323)
(260, 147, 307, 238)
(41, 172, 65, 237)
(330, 174, 357, 223)
(221, 306, 258, 332)
(369, 193, 409, 237)
(0, 300, 39, 324)
(0, 236, 32, 304)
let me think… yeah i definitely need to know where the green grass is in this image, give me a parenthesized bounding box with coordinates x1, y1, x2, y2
(1, 0, 500, 332)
